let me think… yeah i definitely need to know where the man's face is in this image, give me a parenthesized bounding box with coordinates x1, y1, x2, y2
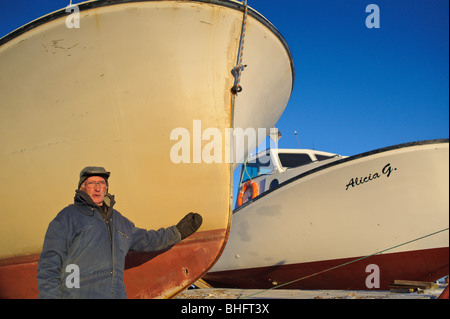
(81, 176, 107, 205)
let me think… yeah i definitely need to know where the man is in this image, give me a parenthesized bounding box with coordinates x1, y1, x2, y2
(37, 166, 202, 299)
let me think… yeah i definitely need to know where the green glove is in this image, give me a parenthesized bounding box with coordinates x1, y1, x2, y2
(176, 212, 203, 240)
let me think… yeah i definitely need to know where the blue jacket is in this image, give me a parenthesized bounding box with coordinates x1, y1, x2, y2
(37, 190, 181, 299)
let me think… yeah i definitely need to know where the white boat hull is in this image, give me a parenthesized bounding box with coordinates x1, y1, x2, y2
(206, 140, 449, 289)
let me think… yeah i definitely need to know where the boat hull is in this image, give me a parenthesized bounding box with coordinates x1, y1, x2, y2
(205, 247, 448, 290)
(206, 140, 449, 290)
(0, 0, 294, 298)
(0, 229, 224, 299)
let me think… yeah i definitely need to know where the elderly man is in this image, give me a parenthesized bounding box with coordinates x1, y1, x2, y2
(37, 166, 202, 299)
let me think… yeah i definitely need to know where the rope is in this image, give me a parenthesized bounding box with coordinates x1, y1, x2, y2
(239, 227, 449, 299)
(231, 0, 248, 94)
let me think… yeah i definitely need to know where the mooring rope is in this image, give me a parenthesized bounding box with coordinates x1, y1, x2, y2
(231, 0, 248, 94)
(239, 227, 449, 299)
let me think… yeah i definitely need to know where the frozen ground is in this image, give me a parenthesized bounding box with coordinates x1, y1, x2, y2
(175, 287, 446, 299)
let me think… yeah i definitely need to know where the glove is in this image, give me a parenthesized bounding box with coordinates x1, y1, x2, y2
(176, 212, 203, 240)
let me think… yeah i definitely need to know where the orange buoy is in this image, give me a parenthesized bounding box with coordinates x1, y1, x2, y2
(237, 180, 259, 207)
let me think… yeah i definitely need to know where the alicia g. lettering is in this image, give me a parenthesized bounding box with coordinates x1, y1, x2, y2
(345, 163, 397, 190)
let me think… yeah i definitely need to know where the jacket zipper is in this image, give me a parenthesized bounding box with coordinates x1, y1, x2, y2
(89, 206, 114, 277)
(105, 217, 114, 277)
(94, 206, 113, 277)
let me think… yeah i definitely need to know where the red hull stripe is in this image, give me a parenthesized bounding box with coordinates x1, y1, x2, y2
(204, 247, 449, 290)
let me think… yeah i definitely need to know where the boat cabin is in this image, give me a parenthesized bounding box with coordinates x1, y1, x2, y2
(235, 148, 346, 209)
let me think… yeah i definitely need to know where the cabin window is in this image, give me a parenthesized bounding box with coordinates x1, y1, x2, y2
(278, 153, 313, 168)
(315, 154, 334, 161)
(241, 152, 273, 183)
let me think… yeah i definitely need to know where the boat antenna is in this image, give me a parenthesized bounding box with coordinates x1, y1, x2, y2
(269, 127, 281, 149)
(294, 131, 300, 149)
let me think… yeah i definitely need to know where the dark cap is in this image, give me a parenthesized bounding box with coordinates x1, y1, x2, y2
(78, 166, 111, 189)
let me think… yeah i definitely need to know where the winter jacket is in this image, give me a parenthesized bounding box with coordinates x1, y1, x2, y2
(37, 190, 181, 299)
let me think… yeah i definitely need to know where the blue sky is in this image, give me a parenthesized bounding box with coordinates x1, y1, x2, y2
(254, 0, 448, 156)
(1, 0, 448, 206)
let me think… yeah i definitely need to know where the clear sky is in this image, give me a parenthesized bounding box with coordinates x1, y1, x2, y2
(1, 0, 448, 207)
(255, 0, 449, 155)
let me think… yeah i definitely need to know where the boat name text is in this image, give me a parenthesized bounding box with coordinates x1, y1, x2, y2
(345, 163, 397, 190)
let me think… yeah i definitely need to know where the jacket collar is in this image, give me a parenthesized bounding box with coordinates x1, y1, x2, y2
(75, 190, 115, 206)
(74, 190, 116, 217)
